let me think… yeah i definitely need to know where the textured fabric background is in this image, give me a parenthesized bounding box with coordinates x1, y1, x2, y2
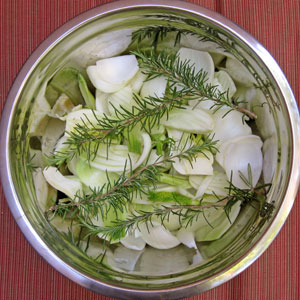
(0, 0, 299, 299)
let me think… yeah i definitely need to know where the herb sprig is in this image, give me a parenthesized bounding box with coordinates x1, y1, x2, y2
(46, 137, 218, 220)
(77, 180, 271, 242)
(132, 49, 257, 119)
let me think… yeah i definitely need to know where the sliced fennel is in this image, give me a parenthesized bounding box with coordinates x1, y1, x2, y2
(36, 43, 268, 257)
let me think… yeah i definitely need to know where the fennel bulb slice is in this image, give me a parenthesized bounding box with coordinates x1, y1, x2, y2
(216, 135, 263, 189)
(87, 55, 139, 93)
(43, 167, 82, 200)
(162, 106, 214, 134)
(177, 48, 214, 83)
(211, 108, 252, 143)
(138, 221, 180, 249)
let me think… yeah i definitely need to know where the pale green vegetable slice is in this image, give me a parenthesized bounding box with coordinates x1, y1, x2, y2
(78, 73, 96, 109)
(177, 47, 214, 83)
(120, 230, 146, 251)
(95, 89, 110, 114)
(194, 175, 213, 199)
(50, 216, 80, 237)
(43, 166, 82, 200)
(262, 135, 278, 183)
(195, 201, 241, 241)
(176, 229, 198, 249)
(87, 55, 139, 93)
(245, 88, 276, 139)
(41, 118, 65, 156)
(225, 58, 256, 86)
(137, 246, 191, 275)
(113, 245, 144, 271)
(138, 221, 180, 249)
(49, 93, 74, 118)
(158, 173, 191, 188)
(190, 171, 229, 198)
(211, 108, 251, 143)
(140, 76, 168, 99)
(162, 106, 214, 134)
(180, 34, 233, 58)
(78, 28, 133, 60)
(173, 150, 214, 176)
(29, 148, 47, 168)
(29, 82, 51, 136)
(32, 168, 56, 211)
(131, 133, 152, 170)
(129, 70, 147, 93)
(45, 67, 84, 106)
(84, 144, 139, 173)
(107, 86, 135, 116)
(65, 108, 102, 133)
(214, 70, 237, 98)
(75, 158, 119, 190)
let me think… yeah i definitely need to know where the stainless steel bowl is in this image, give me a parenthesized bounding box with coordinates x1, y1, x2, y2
(1, 1, 300, 299)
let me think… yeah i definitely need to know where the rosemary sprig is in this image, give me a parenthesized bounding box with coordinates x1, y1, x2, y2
(132, 49, 257, 119)
(46, 137, 218, 220)
(48, 88, 189, 167)
(80, 180, 272, 242)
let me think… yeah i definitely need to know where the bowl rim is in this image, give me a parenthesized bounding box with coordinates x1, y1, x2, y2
(1, 0, 300, 299)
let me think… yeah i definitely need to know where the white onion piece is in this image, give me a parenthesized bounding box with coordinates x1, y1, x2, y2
(140, 76, 168, 99)
(211, 108, 251, 144)
(216, 135, 263, 189)
(43, 167, 82, 200)
(95, 89, 110, 114)
(177, 48, 214, 83)
(138, 221, 180, 249)
(87, 55, 139, 93)
(120, 230, 146, 251)
(173, 150, 214, 176)
(163, 106, 214, 134)
(225, 58, 256, 86)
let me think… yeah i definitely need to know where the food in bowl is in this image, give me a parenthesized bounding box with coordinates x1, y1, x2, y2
(29, 19, 274, 271)
(2, 3, 298, 298)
